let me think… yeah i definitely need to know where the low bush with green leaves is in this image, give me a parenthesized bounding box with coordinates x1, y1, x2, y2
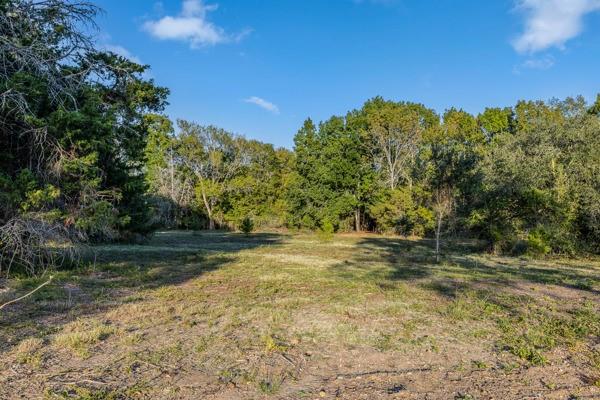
(239, 217, 255, 235)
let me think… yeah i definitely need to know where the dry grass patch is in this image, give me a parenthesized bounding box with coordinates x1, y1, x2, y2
(54, 319, 117, 357)
(14, 337, 45, 367)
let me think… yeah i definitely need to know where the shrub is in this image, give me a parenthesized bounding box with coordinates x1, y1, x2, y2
(239, 217, 254, 235)
(369, 188, 434, 236)
(403, 206, 435, 237)
(300, 214, 317, 230)
(527, 228, 551, 256)
(318, 219, 334, 241)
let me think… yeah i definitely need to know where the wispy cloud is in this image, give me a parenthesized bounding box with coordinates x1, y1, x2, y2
(103, 44, 142, 64)
(513, 0, 600, 53)
(513, 55, 555, 74)
(522, 56, 555, 69)
(244, 97, 280, 114)
(143, 0, 250, 48)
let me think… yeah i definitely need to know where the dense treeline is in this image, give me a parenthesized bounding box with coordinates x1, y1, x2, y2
(143, 118, 293, 231)
(146, 95, 600, 256)
(1, 0, 599, 277)
(287, 96, 600, 255)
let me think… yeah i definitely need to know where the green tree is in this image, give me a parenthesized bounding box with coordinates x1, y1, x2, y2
(478, 107, 513, 141)
(224, 140, 293, 228)
(145, 114, 175, 193)
(362, 97, 438, 190)
(474, 97, 600, 254)
(177, 121, 246, 230)
(1, 0, 169, 275)
(289, 115, 374, 231)
(287, 118, 323, 229)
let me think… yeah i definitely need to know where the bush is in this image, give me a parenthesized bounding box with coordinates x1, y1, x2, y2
(318, 219, 335, 241)
(300, 214, 317, 230)
(369, 188, 434, 236)
(402, 206, 435, 237)
(526, 228, 551, 256)
(239, 217, 254, 235)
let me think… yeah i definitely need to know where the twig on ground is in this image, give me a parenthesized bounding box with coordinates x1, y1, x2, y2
(0, 276, 53, 311)
(280, 353, 296, 367)
(334, 367, 431, 379)
(58, 379, 108, 386)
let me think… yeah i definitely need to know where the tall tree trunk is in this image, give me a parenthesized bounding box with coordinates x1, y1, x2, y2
(169, 149, 174, 199)
(435, 214, 442, 263)
(198, 180, 215, 230)
(169, 150, 175, 225)
(355, 208, 361, 232)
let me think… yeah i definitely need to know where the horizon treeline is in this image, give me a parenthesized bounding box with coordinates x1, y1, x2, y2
(146, 94, 600, 256)
(1, 1, 599, 278)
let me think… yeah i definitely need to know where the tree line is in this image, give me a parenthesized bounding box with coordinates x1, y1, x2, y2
(146, 96, 600, 257)
(1, 0, 598, 276)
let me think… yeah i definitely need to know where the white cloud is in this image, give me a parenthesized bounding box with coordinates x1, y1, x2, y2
(244, 97, 280, 114)
(103, 44, 142, 64)
(513, 0, 600, 53)
(143, 0, 249, 47)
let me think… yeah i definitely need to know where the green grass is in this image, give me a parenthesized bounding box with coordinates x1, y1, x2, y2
(1, 231, 599, 398)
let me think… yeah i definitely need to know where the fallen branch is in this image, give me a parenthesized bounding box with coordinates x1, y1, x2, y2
(280, 353, 296, 367)
(54, 379, 108, 386)
(334, 367, 431, 380)
(0, 218, 85, 277)
(0, 276, 53, 311)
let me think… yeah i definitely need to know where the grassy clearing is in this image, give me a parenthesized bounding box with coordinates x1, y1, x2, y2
(1, 231, 599, 399)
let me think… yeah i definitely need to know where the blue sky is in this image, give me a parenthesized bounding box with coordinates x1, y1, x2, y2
(94, 0, 600, 148)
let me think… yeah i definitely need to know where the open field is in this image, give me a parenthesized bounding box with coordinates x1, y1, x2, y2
(1, 231, 599, 399)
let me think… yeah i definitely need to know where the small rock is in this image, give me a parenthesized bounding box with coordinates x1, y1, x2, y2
(387, 384, 406, 394)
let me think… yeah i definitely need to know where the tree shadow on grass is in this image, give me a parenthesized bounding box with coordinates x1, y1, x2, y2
(89, 231, 288, 288)
(330, 236, 485, 283)
(330, 235, 599, 299)
(0, 230, 288, 352)
(445, 255, 600, 294)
